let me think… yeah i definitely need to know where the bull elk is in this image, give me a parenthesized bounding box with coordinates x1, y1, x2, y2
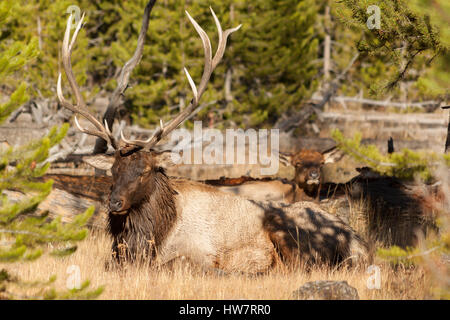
(57, 8, 367, 273)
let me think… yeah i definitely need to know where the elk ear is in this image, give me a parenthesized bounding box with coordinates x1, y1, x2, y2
(322, 146, 344, 164)
(152, 150, 179, 169)
(279, 152, 292, 167)
(82, 154, 115, 170)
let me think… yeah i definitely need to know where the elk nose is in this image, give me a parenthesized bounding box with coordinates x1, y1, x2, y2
(309, 171, 319, 179)
(109, 199, 124, 212)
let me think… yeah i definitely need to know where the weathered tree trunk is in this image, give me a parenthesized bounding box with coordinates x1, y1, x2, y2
(7, 174, 113, 229)
(445, 106, 450, 153)
(4, 188, 107, 229)
(93, 0, 156, 154)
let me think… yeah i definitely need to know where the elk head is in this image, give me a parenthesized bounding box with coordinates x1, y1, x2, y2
(280, 147, 341, 198)
(290, 150, 325, 190)
(83, 148, 176, 214)
(57, 8, 240, 214)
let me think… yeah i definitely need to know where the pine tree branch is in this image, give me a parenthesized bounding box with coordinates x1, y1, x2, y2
(405, 244, 443, 259)
(386, 49, 424, 90)
(0, 229, 52, 238)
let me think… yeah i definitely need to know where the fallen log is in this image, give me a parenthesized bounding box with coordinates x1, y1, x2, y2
(3, 174, 113, 229)
(3, 187, 107, 229)
(312, 96, 441, 110)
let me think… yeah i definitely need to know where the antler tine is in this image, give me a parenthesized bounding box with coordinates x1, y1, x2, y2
(121, 8, 240, 149)
(185, 10, 212, 101)
(210, 7, 242, 70)
(120, 129, 152, 147)
(57, 13, 116, 148)
(73, 116, 105, 138)
(119, 119, 164, 148)
(185, 8, 241, 97)
(61, 13, 86, 112)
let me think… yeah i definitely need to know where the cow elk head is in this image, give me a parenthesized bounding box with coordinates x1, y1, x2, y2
(280, 147, 341, 197)
(57, 8, 240, 214)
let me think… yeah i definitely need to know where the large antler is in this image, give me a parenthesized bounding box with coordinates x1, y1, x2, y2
(120, 7, 241, 149)
(57, 13, 116, 149)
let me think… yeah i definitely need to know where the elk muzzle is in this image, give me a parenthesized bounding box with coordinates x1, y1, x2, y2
(306, 169, 320, 185)
(109, 196, 128, 215)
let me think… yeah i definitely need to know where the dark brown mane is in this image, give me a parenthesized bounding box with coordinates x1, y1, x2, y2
(108, 169, 178, 263)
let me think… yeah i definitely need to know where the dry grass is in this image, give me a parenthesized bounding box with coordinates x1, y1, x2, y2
(0, 231, 434, 300)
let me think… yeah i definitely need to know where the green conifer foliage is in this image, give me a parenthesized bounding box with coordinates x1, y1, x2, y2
(0, 1, 97, 99)
(332, 129, 450, 182)
(2, 0, 448, 131)
(376, 213, 450, 299)
(336, 0, 449, 97)
(232, 0, 319, 126)
(0, 4, 102, 299)
(3, 0, 319, 128)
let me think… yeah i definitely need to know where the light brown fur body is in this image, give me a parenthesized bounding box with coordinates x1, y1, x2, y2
(215, 149, 327, 203)
(149, 178, 367, 273)
(216, 179, 304, 203)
